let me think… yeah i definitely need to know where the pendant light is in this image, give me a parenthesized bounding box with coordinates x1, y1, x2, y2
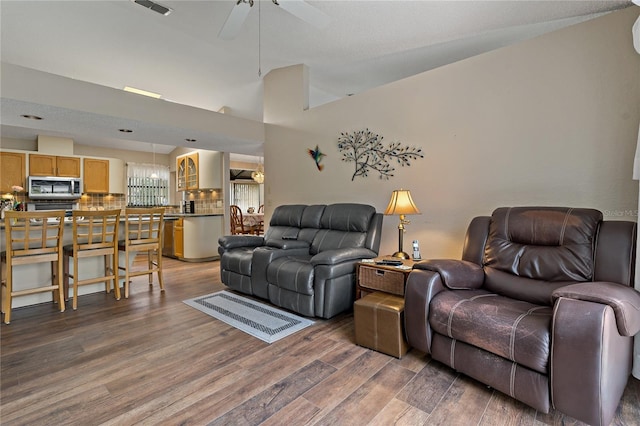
(251, 157, 265, 183)
(150, 143, 159, 179)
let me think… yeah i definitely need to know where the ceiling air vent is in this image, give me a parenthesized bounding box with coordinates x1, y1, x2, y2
(132, 0, 172, 16)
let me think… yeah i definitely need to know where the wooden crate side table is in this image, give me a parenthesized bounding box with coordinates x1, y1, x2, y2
(353, 258, 416, 358)
(355, 258, 415, 299)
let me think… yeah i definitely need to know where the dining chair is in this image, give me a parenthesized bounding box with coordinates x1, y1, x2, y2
(230, 205, 256, 235)
(1, 210, 66, 324)
(63, 209, 121, 310)
(257, 204, 265, 234)
(118, 207, 164, 299)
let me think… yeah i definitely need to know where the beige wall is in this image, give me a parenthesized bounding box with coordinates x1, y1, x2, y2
(0, 137, 37, 151)
(263, 7, 640, 259)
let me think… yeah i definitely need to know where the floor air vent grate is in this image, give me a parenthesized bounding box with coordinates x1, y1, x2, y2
(133, 0, 172, 16)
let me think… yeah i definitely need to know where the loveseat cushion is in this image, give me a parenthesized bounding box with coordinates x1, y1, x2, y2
(429, 289, 553, 374)
(309, 204, 375, 255)
(267, 255, 315, 295)
(301, 205, 326, 228)
(264, 205, 325, 246)
(320, 203, 376, 232)
(270, 204, 307, 227)
(484, 207, 602, 282)
(311, 230, 367, 254)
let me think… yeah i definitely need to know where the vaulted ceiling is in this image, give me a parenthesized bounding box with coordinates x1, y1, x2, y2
(0, 1, 634, 155)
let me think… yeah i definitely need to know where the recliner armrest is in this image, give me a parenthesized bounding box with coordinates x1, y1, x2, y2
(404, 268, 447, 353)
(413, 259, 484, 289)
(311, 248, 378, 266)
(552, 282, 640, 336)
(218, 235, 265, 250)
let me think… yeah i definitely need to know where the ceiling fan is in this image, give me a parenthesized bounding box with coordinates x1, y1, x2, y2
(218, 0, 331, 40)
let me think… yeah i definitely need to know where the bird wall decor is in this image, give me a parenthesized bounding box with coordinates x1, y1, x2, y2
(308, 145, 326, 171)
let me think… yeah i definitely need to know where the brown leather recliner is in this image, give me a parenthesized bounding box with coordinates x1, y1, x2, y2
(404, 207, 639, 426)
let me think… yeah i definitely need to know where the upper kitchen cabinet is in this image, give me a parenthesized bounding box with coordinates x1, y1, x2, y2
(83, 158, 109, 193)
(0, 151, 26, 192)
(177, 151, 222, 191)
(177, 152, 198, 191)
(29, 154, 80, 177)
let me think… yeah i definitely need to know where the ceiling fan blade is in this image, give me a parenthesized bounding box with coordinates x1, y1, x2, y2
(218, 2, 252, 40)
(276, 0, 331, 29)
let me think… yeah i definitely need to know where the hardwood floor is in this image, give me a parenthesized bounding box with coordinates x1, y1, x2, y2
(1, 257, 639, 425)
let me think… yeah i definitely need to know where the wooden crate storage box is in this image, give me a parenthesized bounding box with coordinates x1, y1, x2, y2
(358, 265, 405, 296)
(354, 292, 409, 358)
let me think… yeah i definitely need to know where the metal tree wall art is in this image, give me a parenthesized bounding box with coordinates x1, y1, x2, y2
(337, 129, 424, 180)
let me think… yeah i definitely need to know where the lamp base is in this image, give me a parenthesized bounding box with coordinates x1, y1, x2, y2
(391, 251, 410, 260)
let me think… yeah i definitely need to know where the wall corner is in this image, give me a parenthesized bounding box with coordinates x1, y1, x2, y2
(263, 64, 309, 124)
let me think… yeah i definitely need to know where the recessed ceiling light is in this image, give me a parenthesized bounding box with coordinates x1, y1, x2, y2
(185, 138, 197, 143)
(20, 114, 43, 120)
(119, 129, 133, 133)
(123, 86, 162, 99)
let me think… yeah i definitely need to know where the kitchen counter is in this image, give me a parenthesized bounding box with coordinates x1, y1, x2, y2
(0, 215, 178, 229)
(163, 214, 223, 262)
(164, 213, 223, 218)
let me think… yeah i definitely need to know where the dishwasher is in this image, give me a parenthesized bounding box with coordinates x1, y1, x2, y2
(162, 218, 175, 257)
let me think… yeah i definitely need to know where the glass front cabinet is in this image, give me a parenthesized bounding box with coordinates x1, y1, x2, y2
(176, 152, 199, 191)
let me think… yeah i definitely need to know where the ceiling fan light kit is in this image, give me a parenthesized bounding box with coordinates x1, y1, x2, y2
(132, 0, 172, 16)
(219, 0, 331, 40)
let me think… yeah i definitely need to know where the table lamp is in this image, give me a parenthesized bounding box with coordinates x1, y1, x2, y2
(384, 189, 420, 259)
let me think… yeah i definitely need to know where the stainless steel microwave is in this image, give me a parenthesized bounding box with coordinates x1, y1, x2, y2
(28, 176, 82, 200)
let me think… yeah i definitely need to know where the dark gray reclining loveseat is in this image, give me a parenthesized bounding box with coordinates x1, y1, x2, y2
(218, 203, 383, 318)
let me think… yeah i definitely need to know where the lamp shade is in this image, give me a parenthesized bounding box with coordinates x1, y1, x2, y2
(384, 189, 420, 215)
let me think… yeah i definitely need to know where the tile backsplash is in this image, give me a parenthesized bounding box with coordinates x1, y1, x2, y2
(183, 189, 224, 214)
(78, 194, 127, 210)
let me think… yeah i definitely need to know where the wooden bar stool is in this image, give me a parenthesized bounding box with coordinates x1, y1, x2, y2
(118, 208, 165, 299)
(63, 209, 121, 310)
(1, 210, 66, 324)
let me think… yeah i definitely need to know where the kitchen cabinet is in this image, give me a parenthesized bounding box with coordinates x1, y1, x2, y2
(176, 150, 221, 191)
(83, 158, 109, 193)
(29, 154, 80, 177)
(177, 152, 198, 191)
(174, 217, 184, 258)
(0, 151, 26, 193)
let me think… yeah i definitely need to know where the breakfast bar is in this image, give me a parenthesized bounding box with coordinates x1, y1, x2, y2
(1, 215, 168, 309)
